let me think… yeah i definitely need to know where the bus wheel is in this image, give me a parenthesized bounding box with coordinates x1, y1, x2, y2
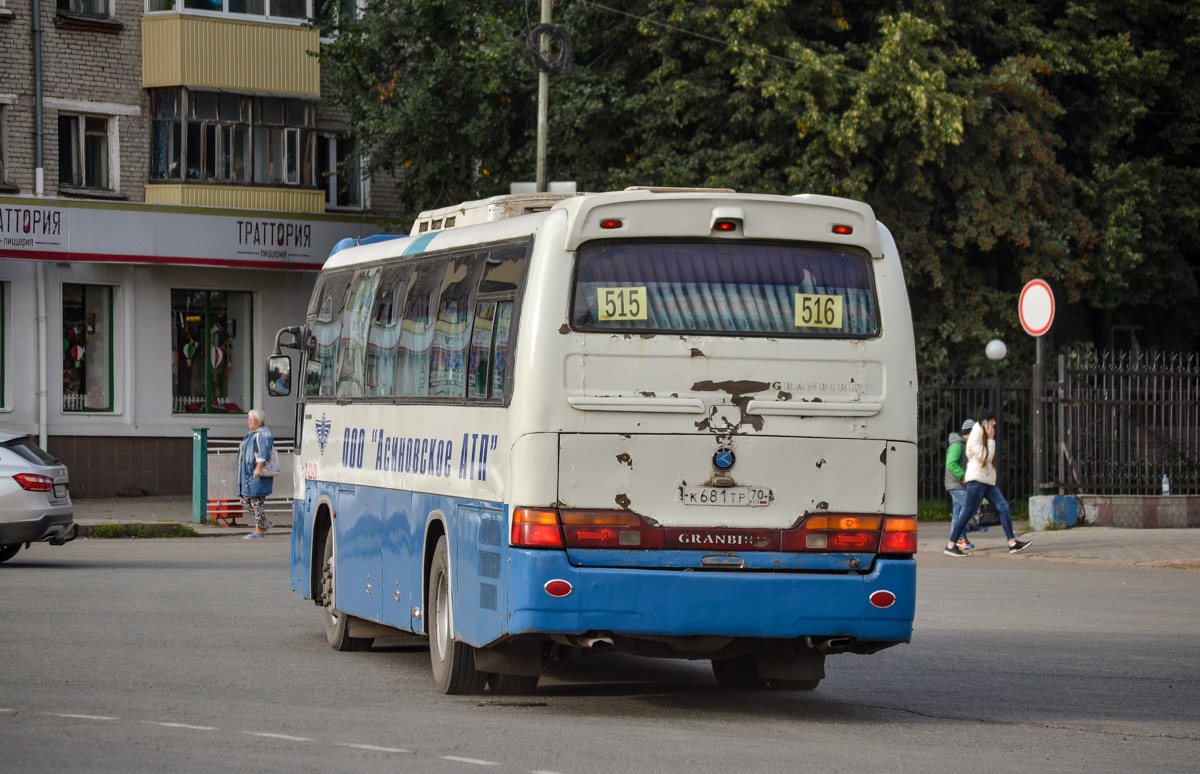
(320, 531, 372, 652)
(487, 674, 539, 695)
(428, 536, 487, 695)
(711, 655, 765, 689)
(0, 544, 21, 564)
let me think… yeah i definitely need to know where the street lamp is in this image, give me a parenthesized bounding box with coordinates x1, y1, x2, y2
(986, 339, 1007, 471)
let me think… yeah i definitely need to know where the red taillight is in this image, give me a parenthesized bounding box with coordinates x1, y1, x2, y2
(832, 224, 853, 235)
(880, 516, 917, 555)
(561, 510, 664, 549)
(511, 508, 564, 549)
(14, 473, 54, 492)
(599, 218, 623, 229)
(781, 515, 882, 552)
(713, 219, 738, 232)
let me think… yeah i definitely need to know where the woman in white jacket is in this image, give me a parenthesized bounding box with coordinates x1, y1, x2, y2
(944, 408, 1031, 557)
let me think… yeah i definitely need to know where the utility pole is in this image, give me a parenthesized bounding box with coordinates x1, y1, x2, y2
(535, 0, 551, 192)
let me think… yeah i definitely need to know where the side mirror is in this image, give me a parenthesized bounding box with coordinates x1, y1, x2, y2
(267, 355, 292, 397)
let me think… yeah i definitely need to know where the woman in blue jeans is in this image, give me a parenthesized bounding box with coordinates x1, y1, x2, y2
(945, 409, 1031, 557)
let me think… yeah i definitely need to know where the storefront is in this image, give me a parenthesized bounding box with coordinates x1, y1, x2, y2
(0, 195, 387, 496)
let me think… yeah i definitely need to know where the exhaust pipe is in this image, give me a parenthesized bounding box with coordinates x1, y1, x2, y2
(49, 524, 78, 546)
(578, 635, 614, 650)
(815, 637, 855, 654)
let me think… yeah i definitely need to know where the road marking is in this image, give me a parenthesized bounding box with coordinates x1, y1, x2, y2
(141, 721, 217, 731)
(441, 755, 500, 766)
(0, 709, 15, 713)
(530, 770, 568, 774)
(47, 713, 118, 721)
(337, 743, 413, 754)
(244, 731, 313, 742)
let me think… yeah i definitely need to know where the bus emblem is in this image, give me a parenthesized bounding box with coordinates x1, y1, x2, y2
(713, 447, 735, 472)
(316, 414, 332, 455)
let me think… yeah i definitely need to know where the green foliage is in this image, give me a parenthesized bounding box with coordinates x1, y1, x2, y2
(319, 0, 1200, 364)
(87, 524, 199, 539)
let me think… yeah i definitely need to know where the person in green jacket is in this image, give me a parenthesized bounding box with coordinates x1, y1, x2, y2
(944, 419, 974, 554)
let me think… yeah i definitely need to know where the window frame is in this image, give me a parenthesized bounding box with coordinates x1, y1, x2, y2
(150, 88, 317, 188)
(145, 0, 313, 22)
(58, 112, 115, 192)
(318, 133, 367, 211)
(58, 0, 111, 18)
(302, 237, 532, 407)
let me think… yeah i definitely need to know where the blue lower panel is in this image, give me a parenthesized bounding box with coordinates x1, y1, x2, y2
(497, 551, 915, 646)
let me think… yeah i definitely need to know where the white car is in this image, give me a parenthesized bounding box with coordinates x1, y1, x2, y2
(0, 431, 76, 564)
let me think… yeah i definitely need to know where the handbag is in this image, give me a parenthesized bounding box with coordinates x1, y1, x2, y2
(256, 431, 280, 478)
(971, 498, 1000, 527)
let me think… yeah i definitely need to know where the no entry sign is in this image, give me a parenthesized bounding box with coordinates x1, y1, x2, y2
(1019, 279, 1054, 336)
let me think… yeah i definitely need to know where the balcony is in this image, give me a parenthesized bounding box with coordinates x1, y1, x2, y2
(142, 14, 320, 96)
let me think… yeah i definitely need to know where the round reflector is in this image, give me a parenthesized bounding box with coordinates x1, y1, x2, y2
(544, 579, 573, 598)
(869, 589, 896, 609)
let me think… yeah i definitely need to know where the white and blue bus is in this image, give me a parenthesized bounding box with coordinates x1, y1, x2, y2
(269, 187, 919, 694)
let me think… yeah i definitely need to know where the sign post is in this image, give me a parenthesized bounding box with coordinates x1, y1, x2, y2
(1020, 280, 1055, 493)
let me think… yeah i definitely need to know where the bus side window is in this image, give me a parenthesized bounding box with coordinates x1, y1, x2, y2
(365, 266, 410, 397)
(429, 254, 485, 398)
(468, 301, 497, 399)
(394, 261, 445, 397)
(335, 267, 382, 398)
(305, 272, 352, 398)
(491, 300, 514, 399)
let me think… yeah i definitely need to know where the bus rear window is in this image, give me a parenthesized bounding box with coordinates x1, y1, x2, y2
(571, 241, 879, 337)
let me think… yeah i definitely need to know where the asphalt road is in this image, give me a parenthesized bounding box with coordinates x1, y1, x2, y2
(1, 538, 1197, 773)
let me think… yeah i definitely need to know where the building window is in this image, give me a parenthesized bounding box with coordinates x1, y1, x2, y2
(148, 0, 312, 21)
(315, 0, 357, 39)
(58, 114, 111, 190)
(58, 0, 109, 17)
(318, 134, 364, 209)
(151, 88, 315, 187)
(63, 284, 114, 412)
(171, 290, 252, 414)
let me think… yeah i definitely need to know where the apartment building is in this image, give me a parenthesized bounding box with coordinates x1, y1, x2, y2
(0, 0, 402, 495)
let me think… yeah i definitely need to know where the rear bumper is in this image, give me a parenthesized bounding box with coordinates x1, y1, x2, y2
(0, 509, 76, 546)
(500, 552, 915, 645)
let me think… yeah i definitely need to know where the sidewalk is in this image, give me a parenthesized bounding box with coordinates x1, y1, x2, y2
(70, 496, 1200, 569)
(72, 495, 291, 537)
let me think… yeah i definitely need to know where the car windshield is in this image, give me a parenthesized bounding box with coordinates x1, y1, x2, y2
(3, 437, 58, 465)
(571, 240, 879, 338)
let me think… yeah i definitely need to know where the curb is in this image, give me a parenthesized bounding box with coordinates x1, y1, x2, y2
(75, 521, 292, 538)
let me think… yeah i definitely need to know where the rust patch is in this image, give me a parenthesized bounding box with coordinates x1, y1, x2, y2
(689, 348, 705, 358)
(879, 447, 888, 465)
(636, 390, 656, 398)
(777, 390, 792, 401)
(615, 493, 631, 509)
(638, 333, 655, 340)
(616, 453, 632, 469)
(815, 458, 826, 469)
(694, 418, 711, 432)
(815, 501, 829, 511)
(558, 324, 570, 335)
(692, 380, 770, 396)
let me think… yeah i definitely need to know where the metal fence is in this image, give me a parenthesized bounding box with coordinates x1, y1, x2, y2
(919, 350, 1200, 501)
(918, 377, 1032, 503)
(1054, 350, 1200, 495)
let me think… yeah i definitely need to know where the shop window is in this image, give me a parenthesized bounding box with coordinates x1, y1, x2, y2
(171, 290, 252, 414)
(58, 114, 111, 190)
(318, 134, 364, 210)
(63, 284, 114, 412)
(151, 88, 315, 187)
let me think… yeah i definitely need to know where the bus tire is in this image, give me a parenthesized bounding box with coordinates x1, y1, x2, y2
(320, 531, 372, 652)
(487, 673, 539, 695)
(0, 544, 21, 564)
(711, 655, 765, 689)
(428, 536, 487, 695)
